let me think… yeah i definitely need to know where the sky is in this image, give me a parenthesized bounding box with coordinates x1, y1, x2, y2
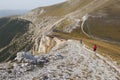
(0, 0, 66, 10)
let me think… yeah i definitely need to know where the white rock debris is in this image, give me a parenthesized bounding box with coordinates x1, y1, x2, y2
(0, 40, 119, 80)
(15, 52, 37, 64)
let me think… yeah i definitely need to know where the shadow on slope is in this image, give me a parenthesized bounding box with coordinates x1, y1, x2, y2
(0, 17, 34, 62)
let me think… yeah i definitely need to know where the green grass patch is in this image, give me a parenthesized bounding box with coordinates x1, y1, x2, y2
(0, 17, 34, 62)
(54, 19, 71, 31)
(0, 18, 31, 49)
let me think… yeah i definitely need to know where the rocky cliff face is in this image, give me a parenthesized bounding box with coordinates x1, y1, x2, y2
(32, 35, 66, 55)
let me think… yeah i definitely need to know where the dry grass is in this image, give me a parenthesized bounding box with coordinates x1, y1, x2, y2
(54, 19, 71, 31)
(84, 17, 120, 42)
(48, 0, 120, 65)
(36, 0, 93, 17)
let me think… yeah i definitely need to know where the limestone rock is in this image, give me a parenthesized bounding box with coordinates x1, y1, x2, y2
(33, 35, 66, 55)
(15, 52, 37, 64)
(0, 40, 119, 80)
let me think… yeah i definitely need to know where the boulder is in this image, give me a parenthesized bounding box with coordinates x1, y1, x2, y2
(35, 55, 49, 66)
(15, 52, 37, 64)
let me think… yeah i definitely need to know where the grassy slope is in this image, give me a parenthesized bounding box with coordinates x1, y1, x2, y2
(84, 17, 120, 42)
(33, 0, 93, 17)
(84, 0, 120, 43)
(82, 0, 120, 64)
(0, 17, 34, 62)
(0, 18, 30, 48)
(49, 0, 120, 65)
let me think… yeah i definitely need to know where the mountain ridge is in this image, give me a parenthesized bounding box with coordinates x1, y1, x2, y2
(0, 0, 120, 79)
(0, 0, 119, 64)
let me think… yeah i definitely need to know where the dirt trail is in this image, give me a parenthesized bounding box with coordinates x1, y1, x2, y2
(83, 45, 120, 74)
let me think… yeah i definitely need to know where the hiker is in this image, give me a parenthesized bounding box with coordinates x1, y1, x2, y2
(80, 39, 82, 44)
(93, 44, 97, 51)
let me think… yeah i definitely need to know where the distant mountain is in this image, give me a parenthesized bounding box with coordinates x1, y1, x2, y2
(0, 10, 28, 18)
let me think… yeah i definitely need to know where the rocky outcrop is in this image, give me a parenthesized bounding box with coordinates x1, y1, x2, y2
(15, 52, 37, 64)
(32, 35, 66, 55)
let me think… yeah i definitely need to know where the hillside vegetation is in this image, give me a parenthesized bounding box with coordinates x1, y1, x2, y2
(0, 17, 34, 62)
(32, 0, 93, 17)
(50, 0, 120, 65)
(83, 0, 120, 43)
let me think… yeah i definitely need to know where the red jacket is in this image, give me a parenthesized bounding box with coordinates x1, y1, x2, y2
(93, 45, 97, 51)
